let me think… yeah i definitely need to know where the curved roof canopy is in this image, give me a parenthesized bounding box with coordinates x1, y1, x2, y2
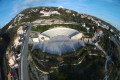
(32, 35, 85, 55)
(41, 27, 79, 38)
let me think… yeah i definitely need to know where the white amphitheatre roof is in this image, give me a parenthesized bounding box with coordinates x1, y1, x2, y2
(32, 35, 85, 55)
(41, 27, 79, 38)
(32, 28, 85, 55)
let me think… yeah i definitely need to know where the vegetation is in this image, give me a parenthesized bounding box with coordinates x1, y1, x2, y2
(49, 48, 105, 80)
(31, 24, 87, 33)
(0, 6, 119, 80)
(0, 22, 20, 80)
(30, 44, 104, 71)
(0, 33, 10, 80)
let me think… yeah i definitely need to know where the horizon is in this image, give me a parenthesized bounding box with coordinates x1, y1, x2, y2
(0, 0, 120, 30)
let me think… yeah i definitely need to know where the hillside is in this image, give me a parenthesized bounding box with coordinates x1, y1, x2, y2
(0, 6, 120, 80)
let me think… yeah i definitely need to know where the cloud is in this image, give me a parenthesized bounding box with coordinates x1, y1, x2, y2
(105, 0, 114, 3)
(79, 5, 88, 8)
(10, 0, 59, 16)
(24, 0, 41, 5)
(24, 0, 57, 5)
(10, 4, 23, 16)
(103, 0, 120, 6)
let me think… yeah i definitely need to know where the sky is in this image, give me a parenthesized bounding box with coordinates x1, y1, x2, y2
(0, 0, 120, 30)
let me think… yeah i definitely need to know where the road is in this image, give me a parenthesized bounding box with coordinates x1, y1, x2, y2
(110, 36, 120, 48)
(94, 41, 111, 80)
(20, 24, 31, 80)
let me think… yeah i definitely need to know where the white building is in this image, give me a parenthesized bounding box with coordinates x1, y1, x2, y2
(82, 23, 86, 27)
(17, 26, 24, 35)
(51, 11, 60, 15)
(86, 27, 90, 32)
(66, 10, 71, 13)
(14, 37, 22, 46)
(7, 24, 14, 30)
(110, 29, 114, 33)
(40, 10, 51, 16)
(40, 10, 60, 17)
(9, 55, 18, 69)
(18, 14, 24, 17)
(106, 25, 109, 30)
(31, 9, 38, 12)
(32, 38, 39, 43)
(73, 14, 75, 16)
(92, 29, 103, 41)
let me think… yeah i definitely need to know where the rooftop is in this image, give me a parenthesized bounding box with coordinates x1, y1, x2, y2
(32, 28, 85, 55)
(41, 27, 79, 38)
(32, 35, 85, 55)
